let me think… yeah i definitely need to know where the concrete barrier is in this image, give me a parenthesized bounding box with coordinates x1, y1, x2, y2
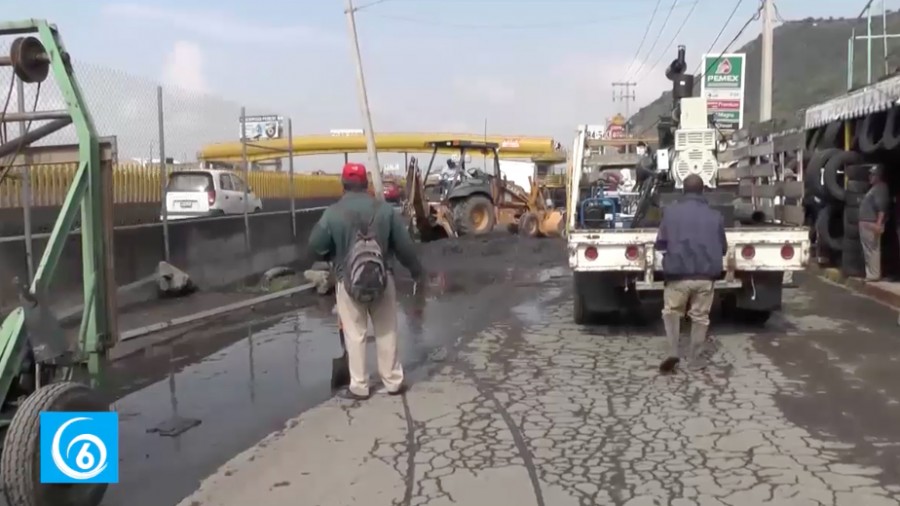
(0, 202, 332, 315)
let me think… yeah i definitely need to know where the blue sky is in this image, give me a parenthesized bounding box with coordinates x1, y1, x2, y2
(4, 0, 884, 163)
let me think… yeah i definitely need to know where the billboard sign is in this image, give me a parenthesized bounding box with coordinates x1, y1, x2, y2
(700, 53, 746, 133)
(240, 115, 284, 141)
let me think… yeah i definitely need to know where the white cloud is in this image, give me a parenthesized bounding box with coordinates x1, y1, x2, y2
(101, 3, 331, 45)
(162, 41, 208, 93)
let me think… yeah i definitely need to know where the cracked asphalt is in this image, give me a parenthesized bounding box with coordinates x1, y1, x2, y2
(173, 266, 900, 506)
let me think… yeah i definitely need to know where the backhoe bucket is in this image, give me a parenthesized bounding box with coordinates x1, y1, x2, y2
(537, 209, 564, 237)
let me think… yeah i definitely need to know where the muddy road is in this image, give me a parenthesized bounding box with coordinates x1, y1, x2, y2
(101, 234, 566, 506)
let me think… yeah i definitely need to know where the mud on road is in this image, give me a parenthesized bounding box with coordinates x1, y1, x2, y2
(102, 233, 567, 506)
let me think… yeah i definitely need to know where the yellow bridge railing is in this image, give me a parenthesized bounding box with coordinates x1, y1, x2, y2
(0, 164, 344, 208)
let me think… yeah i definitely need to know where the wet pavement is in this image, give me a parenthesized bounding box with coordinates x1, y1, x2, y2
(100, 235, 566, 506)
(172, 270, 900, 506)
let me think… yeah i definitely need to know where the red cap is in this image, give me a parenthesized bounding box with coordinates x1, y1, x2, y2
(341, 162, 368, 184)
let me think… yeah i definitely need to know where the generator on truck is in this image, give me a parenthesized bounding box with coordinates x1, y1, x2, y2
(566, 46, 810, 325)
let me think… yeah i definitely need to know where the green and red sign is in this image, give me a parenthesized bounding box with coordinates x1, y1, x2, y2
(701, 53, 746, 132)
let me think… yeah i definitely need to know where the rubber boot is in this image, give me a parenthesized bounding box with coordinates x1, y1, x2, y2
(688, 322, 710, 371)
(659, 313, 681, 373)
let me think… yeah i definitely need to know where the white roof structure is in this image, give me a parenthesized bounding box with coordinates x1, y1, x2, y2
(805, 73, 900, 129)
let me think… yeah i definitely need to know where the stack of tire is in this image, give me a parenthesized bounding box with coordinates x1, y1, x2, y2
(806, 107, 900, 272)
(841, 164, 874, 277)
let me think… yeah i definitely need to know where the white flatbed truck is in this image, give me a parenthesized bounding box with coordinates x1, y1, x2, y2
(566, 101, 811, 324)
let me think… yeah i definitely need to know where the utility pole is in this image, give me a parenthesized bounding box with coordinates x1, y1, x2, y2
(760, 0, 774, 122)
(344, 0, 385, 198)
(612, 81, 637, 134)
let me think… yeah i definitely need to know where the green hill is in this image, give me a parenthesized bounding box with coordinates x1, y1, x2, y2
(629, 11, 900, 134)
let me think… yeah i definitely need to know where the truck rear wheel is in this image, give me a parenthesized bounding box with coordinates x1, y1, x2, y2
(573, 287, 587, 324)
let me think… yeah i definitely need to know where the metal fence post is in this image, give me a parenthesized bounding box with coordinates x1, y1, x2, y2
(157, 85, 171, 262)
(16, 77, 34, 282)
(287, 118, 296, 238)
(240, 107, 251, 256)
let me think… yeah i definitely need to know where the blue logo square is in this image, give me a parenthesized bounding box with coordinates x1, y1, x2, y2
(39, 411, 118, 484)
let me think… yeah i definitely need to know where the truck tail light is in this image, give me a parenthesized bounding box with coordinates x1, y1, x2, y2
(741, 245, 755, 259)
(584, 246, 598, 260)
(207, 189, 216, 205)
(781, 244, 795, 260)
(625, 245, 640, 260)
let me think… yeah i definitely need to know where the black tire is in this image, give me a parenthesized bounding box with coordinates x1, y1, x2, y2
(452, 195, 496, 236)
(858, 110, 887, 154)
(806, 127, 823, 151)
(573, 287, 587, 324)
(841, 237, 866, 278)
(844, 223, 861, 240)
(843, 205, 860, 226)
(881, 107, 900, 150)
(1, 382, 109, 506)
(844, 193, 865, 207)
(823, 150, 864, 202)
(846, 180, 871, 194)
(818, 121, 843, 149)
(844, 163, 873, 182)
(734, 309, 772, 326)
(816, 204, 844, 252)
(804, 148, 839, 198)
(518, 212, 539, 238)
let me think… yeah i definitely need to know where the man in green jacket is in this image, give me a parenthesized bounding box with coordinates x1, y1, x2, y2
(308, 162, 424, 400)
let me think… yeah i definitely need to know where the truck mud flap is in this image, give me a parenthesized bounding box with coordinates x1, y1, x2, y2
(732, 272, 784, 312)
(574, 271, 638, 314)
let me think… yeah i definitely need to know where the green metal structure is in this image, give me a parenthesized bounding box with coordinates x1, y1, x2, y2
(0, 20, 115, 506)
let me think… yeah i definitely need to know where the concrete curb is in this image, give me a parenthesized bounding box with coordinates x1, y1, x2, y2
(814, 265, 900, 310)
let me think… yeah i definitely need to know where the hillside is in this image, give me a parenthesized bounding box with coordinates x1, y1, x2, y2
(629, 11, 900, 134)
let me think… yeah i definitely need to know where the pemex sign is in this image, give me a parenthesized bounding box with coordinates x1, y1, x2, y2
(701, 53, 746, 133)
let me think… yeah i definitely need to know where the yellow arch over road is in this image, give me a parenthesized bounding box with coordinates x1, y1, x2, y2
(198, 132, 561, 163)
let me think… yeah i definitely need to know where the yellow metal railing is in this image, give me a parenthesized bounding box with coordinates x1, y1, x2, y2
(0, 163, 343, 208)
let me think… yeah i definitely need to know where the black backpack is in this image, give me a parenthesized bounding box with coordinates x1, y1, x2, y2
(342, 203, 388, 303)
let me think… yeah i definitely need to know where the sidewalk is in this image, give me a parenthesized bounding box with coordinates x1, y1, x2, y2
(817, 267, 900, 311)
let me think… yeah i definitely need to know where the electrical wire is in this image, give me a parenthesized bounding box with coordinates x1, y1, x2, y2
(691, 0, 744, 75)
(353, 0, 394, 12)
(624, 0, 664, 78)
(635, 2, 762, 136)
(366, 2, 697, 30)
(629, 0, 681, 80)
(634, 0, 702, 82)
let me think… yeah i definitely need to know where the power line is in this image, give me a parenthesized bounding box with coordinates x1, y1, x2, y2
(691, 0, 744, 75)
(629, 0, 681, 79)
(624, 0, 664, 78)
(635, 0, 702, 82)
(636, 3, 762, 136)
(353, 0, 394, 11)
(365, 4, 697, 30)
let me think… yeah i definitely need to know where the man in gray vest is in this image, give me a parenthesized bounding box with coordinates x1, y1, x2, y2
(859, 164, 889, 281)
(309, 162, 424, 400)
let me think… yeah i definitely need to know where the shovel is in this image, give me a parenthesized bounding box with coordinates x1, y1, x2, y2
(330, 317, 351, 390)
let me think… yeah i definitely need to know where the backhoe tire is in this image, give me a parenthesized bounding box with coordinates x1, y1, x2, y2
(1, 382, 109, 506)
(518, 212, 540, 238)
(453, 195, 496, 236)
(815, 204, 844, 253)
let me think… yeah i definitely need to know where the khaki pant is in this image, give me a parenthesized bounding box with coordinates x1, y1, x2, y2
(859, 224, 882, 280)
(662, 279, 715, 324)
(336, 276, 404, 396)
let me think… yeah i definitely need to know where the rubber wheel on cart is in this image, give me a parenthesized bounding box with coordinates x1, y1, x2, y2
(1, 382, 109, 506)
(823, 150, 864, 202)
(517, 212, 540, 238)
(453, 195, 496, 236)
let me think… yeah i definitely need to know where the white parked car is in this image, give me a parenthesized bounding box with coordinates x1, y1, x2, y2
(161, 169, 263, 220)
